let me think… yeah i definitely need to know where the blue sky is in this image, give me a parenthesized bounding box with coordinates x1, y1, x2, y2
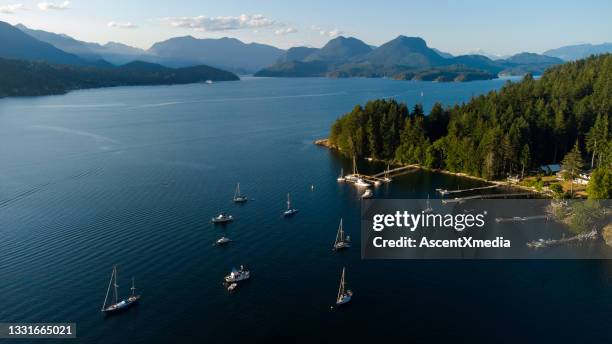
(1, 0, 611, 54)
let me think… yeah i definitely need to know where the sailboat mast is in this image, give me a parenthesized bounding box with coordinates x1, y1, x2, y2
(236, 183, 240, 197)
(131, 277, 135, 296)
(337, 267, 346, 301)
(286, 193, 291, 210)
(102, 266, 115, 311)
(339, 218, 344, 241)
(113, 265, 119, 305)
(352, 156, 357, 175)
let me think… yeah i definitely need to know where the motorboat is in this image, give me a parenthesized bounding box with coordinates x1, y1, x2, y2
(224, 265, 250, 283)
(361, 189, 373, 199)
(212, 213, 233, 223)
(215, 237, 232, 245)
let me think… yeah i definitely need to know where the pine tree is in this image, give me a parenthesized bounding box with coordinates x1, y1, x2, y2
(561, 141, 585, 196)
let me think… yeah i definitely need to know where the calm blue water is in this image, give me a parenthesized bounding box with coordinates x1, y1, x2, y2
(1, 77, 611, 343)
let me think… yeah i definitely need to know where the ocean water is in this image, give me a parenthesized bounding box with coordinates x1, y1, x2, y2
(0, 77, 610, 343)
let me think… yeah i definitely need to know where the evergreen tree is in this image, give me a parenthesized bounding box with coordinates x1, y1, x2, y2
(561, 141, 585, 196)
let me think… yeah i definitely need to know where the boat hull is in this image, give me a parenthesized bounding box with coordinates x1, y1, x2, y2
(102, 296, 140, 315)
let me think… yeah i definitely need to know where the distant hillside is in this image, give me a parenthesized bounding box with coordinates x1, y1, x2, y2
(544, 43, 612, 61)
(0, 21, 107, 67)
(147, 36, 284, 73)
(359, 36, 446, 67)
(255, 36, 563, 81)
(275, 47, 318, 63)
(16, 23, 147, 65)
(0, 58, 239, 98)
(304, 36, 372, 62)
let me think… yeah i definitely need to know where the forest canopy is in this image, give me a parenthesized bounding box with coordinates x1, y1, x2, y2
(329, 54, 612, 180)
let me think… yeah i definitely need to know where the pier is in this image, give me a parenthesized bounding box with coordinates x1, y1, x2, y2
(441, 192, 536, 204)
(372, 165, 418, 179)
(495, 215, 550, 223)
(526, 229, 598, 248)
(436, 185, 499, 196)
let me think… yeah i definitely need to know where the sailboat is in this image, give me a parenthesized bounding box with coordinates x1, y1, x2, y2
(336, 267, 353, 305)
(382, 163, 392, 183)
(337, 168, 345, 182)
(333, 218, 351, 250)
(282, 193, 298, 216)
(101, 265, 140, 314)
(233, 183, 248, 203)
(350, 156, 371, 187)
(423, 194, 433, 213)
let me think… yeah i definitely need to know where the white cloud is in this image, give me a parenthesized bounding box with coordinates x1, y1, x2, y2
(321, 28, 343, 38)
(37, 1, 69, 11)
(108, 21, 137, 29)
(310, 25, 344, 38)
(160, 14, 276, 32)
(0, 3, 24, 13)
(275, 27, 297, 35)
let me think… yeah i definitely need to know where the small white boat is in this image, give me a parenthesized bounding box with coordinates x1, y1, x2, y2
(282, 193, 299, 217)
(233, 183, 248, 203)
(333, 218, 351, 250)
(361, 189, 373, 199)
(205, 80, 213, 84)
(227, 283, 238, 291)
(335, 267, 353, 305)
(337, 168, 345, 182)
(215, 237, 232, 245)
(354, 178, 371, 187)
(212, 213, 233, 223)
(423, 195, 433, 213)
(224, 265, 250, 283)
(374, 180, 382, 186)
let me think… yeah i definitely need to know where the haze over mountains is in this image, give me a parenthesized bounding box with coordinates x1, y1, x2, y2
(3, 20, 611, 83)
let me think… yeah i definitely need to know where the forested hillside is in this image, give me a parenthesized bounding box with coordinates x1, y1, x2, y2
(329, 54, 611, 180)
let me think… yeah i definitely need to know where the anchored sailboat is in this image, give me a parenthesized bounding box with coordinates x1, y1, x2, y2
(336, 267, 353, 305)
(333, 218, 351, 250)
(423, 194, 433, 213)
(101, 265, 140, 314)
(337, 168, 345, 182)
(282, 193, 299, 217)
(233, 183, 248, 203)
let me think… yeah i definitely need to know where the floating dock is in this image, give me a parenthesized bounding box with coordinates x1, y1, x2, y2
(526, 229, 598, 248)
(495, 215, 550, 223)
(436, 185, 499, 196)
(441, 192, 536, 204)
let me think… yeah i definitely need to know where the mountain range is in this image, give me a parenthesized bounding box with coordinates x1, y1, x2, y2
(15, 23, 283, 74)
(3, 20, 608, 84)
(544, 43, 612, 61)
(255, 36, 564, 81)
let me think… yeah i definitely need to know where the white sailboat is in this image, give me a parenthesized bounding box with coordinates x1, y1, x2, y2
(423, 194, 433, 213)
(233, 183, 248, 203)
(337, 168, 345, 182)
(336, 267, 353, 305)
(382, 163, 392, 183)
(282, 192, 298, 216)
(333, 218, 351, 250)
(101, 265, 140, 314)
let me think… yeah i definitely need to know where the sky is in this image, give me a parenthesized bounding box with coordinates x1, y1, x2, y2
(1, 0, 611, 55)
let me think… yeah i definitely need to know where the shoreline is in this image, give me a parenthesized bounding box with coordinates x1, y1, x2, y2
(314, 138, 551, 197)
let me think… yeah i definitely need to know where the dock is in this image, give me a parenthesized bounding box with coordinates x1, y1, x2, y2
(526, 229, 598, 248)
(436, 185, 499, 196)
(372, 165, 418, 179)
(441, 192, 536, 204)
(495, 215, 550, 223)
